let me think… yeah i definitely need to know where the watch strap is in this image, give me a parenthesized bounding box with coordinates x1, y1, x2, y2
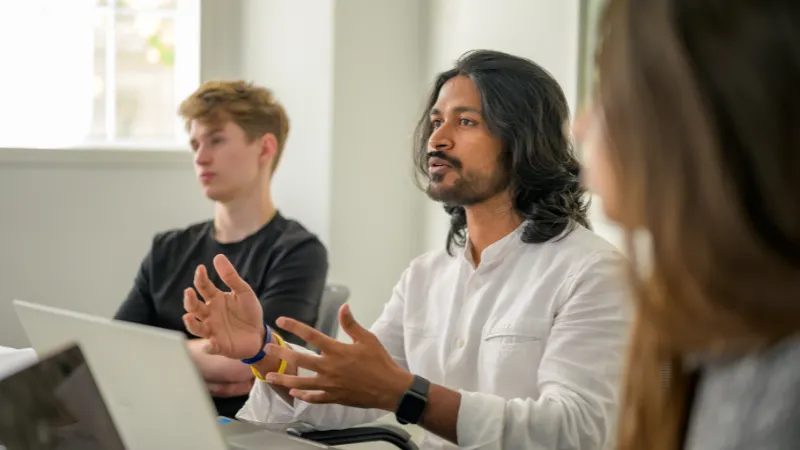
(409, 374, 430, 397)
(395, 374, 430, 425)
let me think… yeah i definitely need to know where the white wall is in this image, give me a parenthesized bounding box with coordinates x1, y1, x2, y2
(0, 150, 211, 348)
(199, 0, 242, 82)
(234, 0, 428, 330)
(239, 0, 334, 245)
(328, 0, 428, 329)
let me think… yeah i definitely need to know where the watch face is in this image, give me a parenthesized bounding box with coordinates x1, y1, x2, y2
(397, 391, 427, 424)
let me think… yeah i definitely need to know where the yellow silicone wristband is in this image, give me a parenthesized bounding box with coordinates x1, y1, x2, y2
(251, 364, 267, 382)
(271, 332, 289, 375)
(251, 331, 288, 382)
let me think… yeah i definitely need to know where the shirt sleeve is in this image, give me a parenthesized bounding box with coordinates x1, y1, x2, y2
(258, 238, 329, 347)
(456, 251, 630, 450)
(114, 239, 157, 325)
(236, 267, 412, 429)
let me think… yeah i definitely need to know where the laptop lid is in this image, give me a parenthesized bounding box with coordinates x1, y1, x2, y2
(0, 343, 125, 450)
(12, 300, 229, 450)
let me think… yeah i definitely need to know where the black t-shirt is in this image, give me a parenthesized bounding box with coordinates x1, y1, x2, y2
(114, 211, 328, 418)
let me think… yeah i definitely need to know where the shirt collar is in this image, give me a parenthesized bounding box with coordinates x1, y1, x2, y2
(462, 222, 525, 268)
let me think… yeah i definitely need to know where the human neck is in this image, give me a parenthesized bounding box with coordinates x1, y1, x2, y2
(464, 192, 521, 266)
(213, 186, 276, 244)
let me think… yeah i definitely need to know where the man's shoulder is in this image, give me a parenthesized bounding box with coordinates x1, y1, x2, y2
(268, 214, 327, 255)
(399, 225, 625, 286)
(151, 220, 213, 251)
(535, 224, 625, 270)
(404, 226, 624, 269)
(549, 224, 621, 253)
(409, 246, 457, 269)
(400, 247, 459, 283)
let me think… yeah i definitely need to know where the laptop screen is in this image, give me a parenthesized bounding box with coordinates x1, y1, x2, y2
(0, 343, 125, 450)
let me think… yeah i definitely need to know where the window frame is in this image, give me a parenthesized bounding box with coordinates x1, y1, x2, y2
(92, 0, 200, 148)
(0, 0, 200, 153)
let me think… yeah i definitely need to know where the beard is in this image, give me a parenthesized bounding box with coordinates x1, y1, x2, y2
(426, 167, 510, 206)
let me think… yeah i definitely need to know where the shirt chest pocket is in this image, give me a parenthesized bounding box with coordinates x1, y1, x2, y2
(481, 318, 551, 347)
(477, 318, 552, 396)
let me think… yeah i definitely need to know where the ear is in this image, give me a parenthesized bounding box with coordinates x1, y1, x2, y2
(257, 133, 278, 169)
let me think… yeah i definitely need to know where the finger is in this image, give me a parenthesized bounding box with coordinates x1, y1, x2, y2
(183, 288, 209, 320)
(182, 313, 208, 338)
(264, 373, 325, 391)
(206, 337, 221, 355)
(213, 254, 254, 295)
(276, 317, 338, 353)
(183, 317, 220, 354)
(193, 264, 221, 301)
(266, 344, 324, 373)
(338, 304, 371, 342)
(289, 389, 336, 404)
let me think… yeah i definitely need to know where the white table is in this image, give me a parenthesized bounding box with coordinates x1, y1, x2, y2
(0, 345, 37, 380)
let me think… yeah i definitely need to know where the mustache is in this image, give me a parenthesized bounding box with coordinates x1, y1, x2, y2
(427, 151, 462, 169)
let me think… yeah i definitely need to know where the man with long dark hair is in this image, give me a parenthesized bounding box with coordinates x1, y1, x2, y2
(182, 50, 630, 449)
(418, 51, 590, 255)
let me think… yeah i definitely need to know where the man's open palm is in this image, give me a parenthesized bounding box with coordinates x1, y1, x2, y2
(183, 254, 265, 360)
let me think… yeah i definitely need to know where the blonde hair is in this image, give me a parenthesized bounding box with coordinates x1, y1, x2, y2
(178, 80, 290, 171)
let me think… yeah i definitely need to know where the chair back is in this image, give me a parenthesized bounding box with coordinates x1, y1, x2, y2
(314, 284, 350, 340)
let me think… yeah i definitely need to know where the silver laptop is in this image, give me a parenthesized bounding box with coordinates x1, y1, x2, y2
(13, 300, 331, 450)
(0, 343, 126, 450)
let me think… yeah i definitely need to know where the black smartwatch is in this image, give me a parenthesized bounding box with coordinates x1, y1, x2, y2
(395, 375, 430, 425)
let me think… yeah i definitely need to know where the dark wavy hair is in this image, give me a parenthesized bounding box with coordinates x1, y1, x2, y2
(414, 49, 590, 254)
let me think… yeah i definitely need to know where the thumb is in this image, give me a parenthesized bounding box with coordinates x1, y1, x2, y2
(203, 338, 221, 355)
(213, 254, 254, 295)
(338, 304, 370, 342)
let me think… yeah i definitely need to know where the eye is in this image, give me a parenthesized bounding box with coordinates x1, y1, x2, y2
(211, 137, 224, 145)
(431, 119, 443, 129)
(460, 118, 476, 126)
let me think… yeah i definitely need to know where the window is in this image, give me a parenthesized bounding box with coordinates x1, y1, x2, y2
(0, 0, 199, 149)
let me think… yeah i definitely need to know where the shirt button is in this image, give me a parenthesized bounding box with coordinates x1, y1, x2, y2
(456, 338, 465, 348)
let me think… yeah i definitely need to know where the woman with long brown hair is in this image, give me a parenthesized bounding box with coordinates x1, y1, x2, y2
(575, 0, 800, 449)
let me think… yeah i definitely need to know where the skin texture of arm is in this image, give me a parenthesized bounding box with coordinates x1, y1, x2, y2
(186, 339, 252, 383)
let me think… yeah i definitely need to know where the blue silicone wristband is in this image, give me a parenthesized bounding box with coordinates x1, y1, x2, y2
(240, 323, 272, 365)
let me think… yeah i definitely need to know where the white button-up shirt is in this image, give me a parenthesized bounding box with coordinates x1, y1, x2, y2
(238, 224, 631, 449)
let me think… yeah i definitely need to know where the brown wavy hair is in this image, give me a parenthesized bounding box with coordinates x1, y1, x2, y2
(178, 80, 290, 171)
(596, 1, 800, 449)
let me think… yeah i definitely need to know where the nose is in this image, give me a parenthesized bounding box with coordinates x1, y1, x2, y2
(428, 123, 454, 152)
(194, 145, 212, 166)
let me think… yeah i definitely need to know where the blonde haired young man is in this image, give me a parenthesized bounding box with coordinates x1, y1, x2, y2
(115, 80, 328, 418)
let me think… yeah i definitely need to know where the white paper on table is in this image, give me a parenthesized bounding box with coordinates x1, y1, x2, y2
(0, 347, 38, 380)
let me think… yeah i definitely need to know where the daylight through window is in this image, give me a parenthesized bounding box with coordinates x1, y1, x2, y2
(0, 0, 199, 149)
